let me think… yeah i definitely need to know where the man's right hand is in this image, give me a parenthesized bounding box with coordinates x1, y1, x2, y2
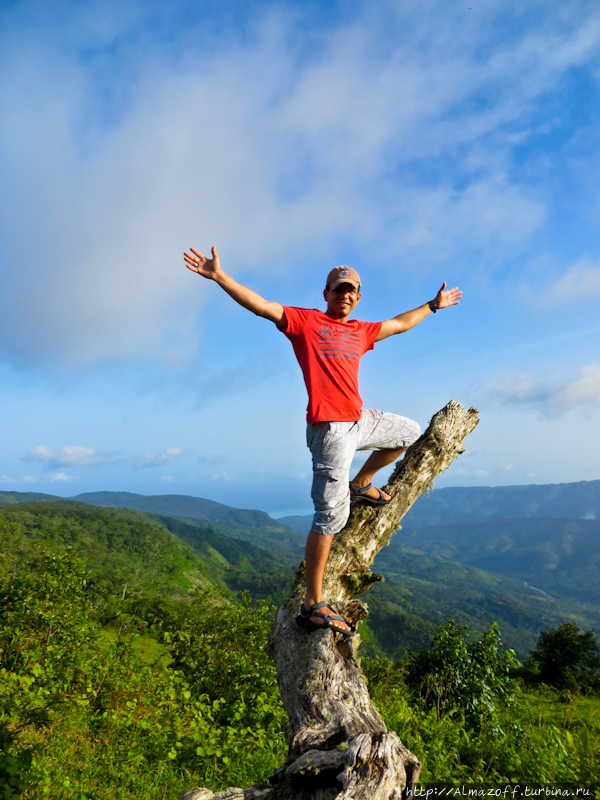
(184, 246, 221, 280)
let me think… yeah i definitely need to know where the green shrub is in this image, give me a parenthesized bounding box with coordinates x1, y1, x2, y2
(404, 620, 518, 732)
(529, 622, 600, 693)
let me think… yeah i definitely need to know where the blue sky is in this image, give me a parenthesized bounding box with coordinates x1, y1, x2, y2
(1, 0, 600, 516)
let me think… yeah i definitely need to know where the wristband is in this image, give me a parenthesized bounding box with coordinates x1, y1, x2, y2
(428, 301, 437, 314)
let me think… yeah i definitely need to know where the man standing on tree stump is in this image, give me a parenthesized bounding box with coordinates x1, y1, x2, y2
(184, 246, 461, 635)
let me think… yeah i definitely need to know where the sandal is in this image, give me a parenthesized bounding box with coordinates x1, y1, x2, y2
(349, 481, 391, 507)
(296, 601, 354, 637)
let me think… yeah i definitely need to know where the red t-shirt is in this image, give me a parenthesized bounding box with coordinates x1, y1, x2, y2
(281, 307, 382, 425)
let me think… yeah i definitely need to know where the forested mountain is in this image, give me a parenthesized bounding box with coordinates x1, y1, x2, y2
(0, 490, 59, 505)
(0, 489, 305, 559)
(275, 514, 312, 534)
(278, 481, 600, 657)
(279, 481, 600, 600)
(4, 479, 599, 530)
(403, 479, 600, 525)
(0, 501, 296, 606)
(398, 517, 600, 605)
(278, 479, 600, 531)
(367, 542, 600, 659)
(72, 491, 290, 530)
(0, 501, 221, 603)
(154, 514, 297, 602)
(2, 499, 597, 660)
(3, 481, 600, 659)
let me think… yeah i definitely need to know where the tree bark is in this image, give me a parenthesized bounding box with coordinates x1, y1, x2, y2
(179, 400, 479, 800)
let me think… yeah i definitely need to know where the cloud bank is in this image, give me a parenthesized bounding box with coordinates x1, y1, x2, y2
(519, 261, 600, 308)
(2, 1, 598, 368)
(26, 445, 98, 468)
(486, 361, 600, 415)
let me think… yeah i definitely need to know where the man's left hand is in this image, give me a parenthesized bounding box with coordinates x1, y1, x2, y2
(433, 282, 462, 310)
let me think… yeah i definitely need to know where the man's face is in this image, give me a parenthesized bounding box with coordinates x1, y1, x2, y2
(323, 282, 361, 320)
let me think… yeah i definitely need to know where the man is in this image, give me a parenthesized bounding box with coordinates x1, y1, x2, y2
(184, 246, 461, 636)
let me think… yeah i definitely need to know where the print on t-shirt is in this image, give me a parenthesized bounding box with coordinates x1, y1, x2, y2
(317, 323, 360, 362)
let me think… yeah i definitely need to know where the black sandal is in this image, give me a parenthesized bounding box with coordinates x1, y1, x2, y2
(349, 481, 391, 507)
(296, 601, 354, 637)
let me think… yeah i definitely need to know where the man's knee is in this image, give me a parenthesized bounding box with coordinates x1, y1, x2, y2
(311, 483, 351, 534)
(311, 479, 351, 535)
(404, 419, 421, 447)
(366, 412, 421, 450)
(387, 414, 420, 448)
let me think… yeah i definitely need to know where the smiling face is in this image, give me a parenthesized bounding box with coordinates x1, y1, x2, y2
(323, 282, 361, 320)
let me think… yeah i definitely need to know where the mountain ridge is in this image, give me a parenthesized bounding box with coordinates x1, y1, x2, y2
(278, 478, 600, 532)
(396, 516, 600, 605)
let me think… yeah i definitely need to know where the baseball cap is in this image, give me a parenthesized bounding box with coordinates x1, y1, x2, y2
(326, 265, 361, 291)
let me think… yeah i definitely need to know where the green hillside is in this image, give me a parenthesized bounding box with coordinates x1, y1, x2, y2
(397, 517, 600, 605)
(3, 498, 598, 662)
(0, 490, 306, 559)
(0, 502, 218, 602)
(75, 490, 305, 559)
(154, 514, 296, 603)
(0, 501, 297, 606)
(0, 491, 59, 505)
(73, 491, 301, 537)
(0, 501, 288, 797)
(367, 543, 600, 660)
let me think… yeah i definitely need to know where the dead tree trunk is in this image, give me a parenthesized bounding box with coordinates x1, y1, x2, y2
(180, 400, 479, 800)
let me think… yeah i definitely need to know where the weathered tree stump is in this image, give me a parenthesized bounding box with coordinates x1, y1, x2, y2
(180, 400, 479, 800)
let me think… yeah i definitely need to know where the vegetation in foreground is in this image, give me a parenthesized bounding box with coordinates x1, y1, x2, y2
(365, 621, 600, 785)
(1, 503, 599, 798)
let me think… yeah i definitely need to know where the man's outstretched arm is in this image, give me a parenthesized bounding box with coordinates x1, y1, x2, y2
(184, 246, 286, 327)
(376, 282, 462, 341)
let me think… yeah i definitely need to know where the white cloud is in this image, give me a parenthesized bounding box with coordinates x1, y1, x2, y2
(391, 178, 545, 259)
(1, 474, 38, 484)
(161, 475, 174, 482)
(211, 471, 234, 482)
(452, 467, 490, 478)
(26, 445, 96, 468)
(2, 2, 598, 367)
(485, 361, 600, 414)
(28, 445, 54, 461)
(198, 455, 227, 465)
(50, 473, 72, 482)
(549, 362, 600, 413)
(519, 260, 600, 308)
(137, 447, 183, 468)
(54, 446, 95, 466)
(486, 371, 548, 405)
(26, 443, 182, 471)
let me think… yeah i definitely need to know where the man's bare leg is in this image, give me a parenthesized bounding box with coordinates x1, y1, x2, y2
(350, 447, 407, 501)
(302, 449, 405, 633)
(303, 529, 351, 632)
